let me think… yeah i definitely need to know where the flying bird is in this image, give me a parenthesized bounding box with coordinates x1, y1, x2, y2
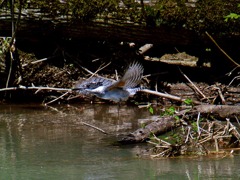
(74, 62, 144, 102)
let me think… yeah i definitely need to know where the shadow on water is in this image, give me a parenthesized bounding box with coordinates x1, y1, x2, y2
(0, 104, 240, 179)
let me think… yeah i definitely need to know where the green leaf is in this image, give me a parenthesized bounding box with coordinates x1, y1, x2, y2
(184, 98, 193, 105)
(149, 106, 154, 114)
(167, 106, 175, 115)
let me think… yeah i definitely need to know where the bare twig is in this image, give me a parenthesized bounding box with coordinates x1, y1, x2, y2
(89, 62, 111, 78)
(185, 126, 192, 143)
(140, 89, 202, 105)
(45, 91, 69, 105)
(22, 56, 56, 67)
(213, 87, 226, 105)
(205, 31, 240, 67)
(0, 85, 71, 92)
(115, 69, 119, 81)
(152, 133, 172, 146)
(226, 66, 239, 77)
(197, 112, 201, 137)
(235, 116, 240, 127)
(228, 75, 240, 86)
(178, 67, 206, 99)
(228, 119, 240, 140)
(92, 58, 101, 62)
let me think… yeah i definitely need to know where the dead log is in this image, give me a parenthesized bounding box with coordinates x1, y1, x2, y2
(118, 116, 178, 144)
(192, 105, 240, 119)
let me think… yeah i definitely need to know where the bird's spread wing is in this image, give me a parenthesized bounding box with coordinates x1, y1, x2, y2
(107, 62, 143, 90)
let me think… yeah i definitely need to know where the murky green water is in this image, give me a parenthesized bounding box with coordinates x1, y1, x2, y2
(0, 104, 240, 179)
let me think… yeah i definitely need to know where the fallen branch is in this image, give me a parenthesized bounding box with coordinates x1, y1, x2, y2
(192, 105, 240, 119)
(178, 67, 206, 99)
(0, 85, 71, 92)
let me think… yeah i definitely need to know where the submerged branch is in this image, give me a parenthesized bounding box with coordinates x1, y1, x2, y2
(45, 92, 70, 105)
(82, 122, 108, 135)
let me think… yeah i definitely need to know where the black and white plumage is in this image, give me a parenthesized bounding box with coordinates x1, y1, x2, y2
(74, 62, 144, 102)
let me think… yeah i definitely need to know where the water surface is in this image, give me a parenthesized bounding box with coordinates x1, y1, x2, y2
(0, 104, 239, 179)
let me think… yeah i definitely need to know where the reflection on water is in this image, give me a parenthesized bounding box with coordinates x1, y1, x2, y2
(0, 104, 240, 179)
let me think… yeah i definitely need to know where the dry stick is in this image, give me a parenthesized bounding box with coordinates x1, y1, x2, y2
(228, 75, 240, 86)
(153, 133, 171, 146)
(185, 126, 192, 143)
(115, 69, 119, 81)
(213, 87, 226, 105)
(178, 67, 206, 99)
(89, 62, 111, 78)
(226, 66, 239, 77)
(0, 85, 71, 92)
(79, 62, 111, 80)
(140, 89, 202, 105)
(22, 56, 56, 67)
(45, 92, 69, 105)
(235, 116, 240, 127)
(228, 119, 240, 140)
(82, 122, 108, 134)
(205, 31, 240, 67)
(197, 112, 201, 136)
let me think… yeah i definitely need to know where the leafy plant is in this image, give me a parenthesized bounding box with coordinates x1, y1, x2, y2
(183, 98, 193, 106)
(161, 106, 175, 116)
(191, 121, 198, 132)
(148, 105, 154, 115)
(224, 13, 240, 22)
(224, 3, 240, 22)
